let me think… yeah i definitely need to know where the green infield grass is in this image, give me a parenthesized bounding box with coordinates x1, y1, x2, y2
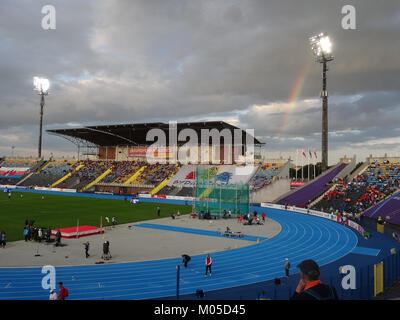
(0, 191, 191, 242)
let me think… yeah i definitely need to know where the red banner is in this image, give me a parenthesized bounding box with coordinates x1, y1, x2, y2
(0, 167, 29, 178)
(290, 181, 307, 189)
(128, 147, 148, 157)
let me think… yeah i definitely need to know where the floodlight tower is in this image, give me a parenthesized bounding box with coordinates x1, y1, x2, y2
(309, 33, 333, 172)
(33, 77, 50, 159)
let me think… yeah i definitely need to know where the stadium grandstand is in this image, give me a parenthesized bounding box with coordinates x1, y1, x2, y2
(312, 157, 400, 226)
(0, 158, 43, 185)
(1, 122, 295, 203)
(44, 121, 264, 195)
(276, 161, 350, 208)
(19, 159, 77, 187)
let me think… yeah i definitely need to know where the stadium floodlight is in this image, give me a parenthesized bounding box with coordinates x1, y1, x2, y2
(309, 33, 334, 172)
(309, 33, 334, 63)
(33, 77, 50, 94)
(33, 77, 50, 159)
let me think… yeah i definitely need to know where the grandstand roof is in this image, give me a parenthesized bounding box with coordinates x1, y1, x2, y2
(47, 121, 263, 147)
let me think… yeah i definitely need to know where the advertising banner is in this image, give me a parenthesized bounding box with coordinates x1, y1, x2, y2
(0, 167, 29, 179)
(128, 147, 175, 159)
(261, 202, 365, 236)
(290, 181, 307, 189)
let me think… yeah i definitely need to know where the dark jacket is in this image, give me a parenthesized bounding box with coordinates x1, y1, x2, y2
(103, 242, 109, 254)
(291, 283, 338, 300)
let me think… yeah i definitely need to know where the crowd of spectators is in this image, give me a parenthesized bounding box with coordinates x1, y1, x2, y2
(249, 163, 283, 191)
(101, 161, 134, 183)
(313, 161, 400, 215)
(69, 160, 110, 188)
(145, 164, 180, 185)
(113, 161, 146, 184)
(133, 164, 161, 184)
(23, 219, 52, 243)
(42, 161, 74, 176)
(0, 159, 38, 168)
(20, 160, 76, 187)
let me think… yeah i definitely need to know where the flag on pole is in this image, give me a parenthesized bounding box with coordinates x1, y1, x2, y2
(309, 149, 312, 158)
(302, 150, 306, 158)
(314, 149, 318, 159)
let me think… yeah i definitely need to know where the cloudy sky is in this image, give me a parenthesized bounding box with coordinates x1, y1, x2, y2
(0, 0, 399, 165)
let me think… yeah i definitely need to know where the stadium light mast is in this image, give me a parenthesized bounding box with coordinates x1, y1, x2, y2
(309, 33, 333, 172)
(33, 77, 50, 159)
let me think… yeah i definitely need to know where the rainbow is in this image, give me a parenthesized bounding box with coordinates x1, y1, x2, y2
(279, 62, 311, 136)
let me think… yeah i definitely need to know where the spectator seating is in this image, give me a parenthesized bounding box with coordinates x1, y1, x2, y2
(175, 187, 194, 197)
(249, 163, 283, 191)
(0, 158, 38, 168)
(130, 164, 162, 185)
(313, 161, 400, 215)
(145, 164, 181, 185)
(114, 161, 146, 184)
(158, 185, 177, 195)
(20, 160, 76, 187)
(278, 163, 348, 207)
(363, 190, 400, 225)
(101, 161, 134, 184)
(0, 158, 41, 185)
(57, 160, 111, 189)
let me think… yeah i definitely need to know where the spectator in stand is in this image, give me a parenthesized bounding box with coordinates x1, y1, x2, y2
(291, 259, 338, 300)
(313, 161, 400, 215)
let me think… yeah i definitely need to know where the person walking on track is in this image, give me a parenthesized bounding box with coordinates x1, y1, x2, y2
(285, 258, 291, 277)
(182, 254, 191, 268)
(205, 254, 212, 277)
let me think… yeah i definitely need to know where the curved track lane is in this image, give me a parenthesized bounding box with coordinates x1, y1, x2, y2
(0, 207, 358, 300)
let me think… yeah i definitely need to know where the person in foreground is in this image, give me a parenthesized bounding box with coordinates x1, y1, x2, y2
(58, 282, 69, 300)
(290, 259, 338, 300)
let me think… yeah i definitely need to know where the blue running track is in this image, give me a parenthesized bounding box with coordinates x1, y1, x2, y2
(133, 223, 268, 242)
(0, 207, 359, 300)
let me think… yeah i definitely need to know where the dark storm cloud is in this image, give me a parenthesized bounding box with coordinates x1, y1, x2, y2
(0, 0, 399, 162)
